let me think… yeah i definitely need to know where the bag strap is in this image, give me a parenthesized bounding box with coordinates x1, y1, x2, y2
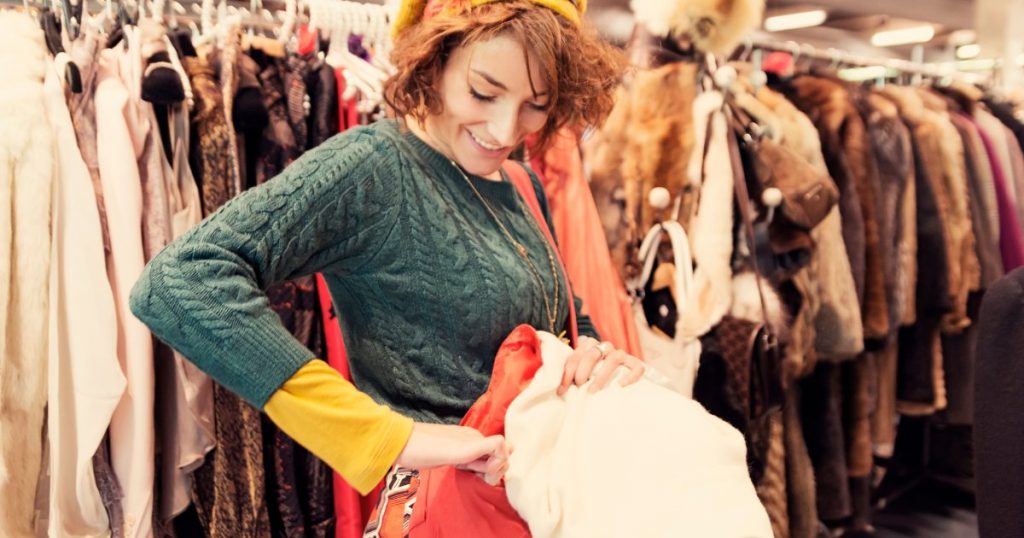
(721, 104, 776, 338)
(632, 221, 694, 325)
(502, 161, 580, 346)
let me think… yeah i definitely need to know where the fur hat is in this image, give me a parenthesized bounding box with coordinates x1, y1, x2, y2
(393, 0, 587, 37)
(630, 0, 764, 56)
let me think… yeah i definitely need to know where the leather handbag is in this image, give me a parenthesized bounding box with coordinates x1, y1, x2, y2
(728, 104, 839, 231)
(723, 106, 785, 422)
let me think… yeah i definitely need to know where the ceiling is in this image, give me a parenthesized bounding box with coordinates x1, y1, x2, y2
(585, 0, 980, 61)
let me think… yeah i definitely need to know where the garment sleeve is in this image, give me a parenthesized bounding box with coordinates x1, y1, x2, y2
(129, 128, 402, 407)
(524, 166, 602, 341)
(264, 360, 414, 494)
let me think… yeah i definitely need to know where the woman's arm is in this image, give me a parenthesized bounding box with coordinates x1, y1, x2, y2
(131, 128, 508, 489)
(130, 129, 396, 407)
(265, 360, 508, 493)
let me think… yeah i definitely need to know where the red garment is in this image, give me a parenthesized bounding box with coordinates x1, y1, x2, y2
(504, 161, 579, 345)
(408, 326, 541, 537)
(529, 133, 641, 357)
(296, 24, 318, 56)
(335, 72, 360, 132)
(406, 162, 580, 536)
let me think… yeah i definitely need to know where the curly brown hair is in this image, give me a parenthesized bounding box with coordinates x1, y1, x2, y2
(384, 1, 624, 153)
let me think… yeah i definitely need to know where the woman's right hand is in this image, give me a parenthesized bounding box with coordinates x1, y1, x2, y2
(395, 422, 510, 485)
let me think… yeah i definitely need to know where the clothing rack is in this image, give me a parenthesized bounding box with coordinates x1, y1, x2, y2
(743, 37, 995, 86)
(0, 0, 390, 35)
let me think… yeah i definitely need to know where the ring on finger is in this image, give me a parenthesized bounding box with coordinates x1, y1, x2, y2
(594, 341, 613, 360)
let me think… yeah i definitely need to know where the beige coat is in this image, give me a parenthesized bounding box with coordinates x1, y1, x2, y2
(45, 52, 128, 538)
(918, 89, 981, 332)
(0, 11, 55, 537)
(96, 41, 156, 538)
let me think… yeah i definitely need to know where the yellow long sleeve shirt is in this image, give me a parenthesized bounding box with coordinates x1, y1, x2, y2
(263, 360, 414, 495)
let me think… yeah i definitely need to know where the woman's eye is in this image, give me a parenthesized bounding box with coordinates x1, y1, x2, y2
(528, 102, 550, 112)
(469, 88, 496, 102)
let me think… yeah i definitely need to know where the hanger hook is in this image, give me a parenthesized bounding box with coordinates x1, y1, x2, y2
(786, 40, 800, 64)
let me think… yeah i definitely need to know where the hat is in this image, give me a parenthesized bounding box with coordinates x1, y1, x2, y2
(392, 0, 587, 37)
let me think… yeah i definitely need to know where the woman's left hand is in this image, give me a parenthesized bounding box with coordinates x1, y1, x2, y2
(557, 336, 645, 396)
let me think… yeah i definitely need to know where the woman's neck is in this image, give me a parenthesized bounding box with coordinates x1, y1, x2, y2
(402, 116, 503, 181)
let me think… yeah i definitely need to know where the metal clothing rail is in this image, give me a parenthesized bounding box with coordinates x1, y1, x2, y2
(744, 37, 994, 82)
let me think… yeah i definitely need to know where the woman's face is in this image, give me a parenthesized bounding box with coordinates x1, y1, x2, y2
(422, 34, 551, 178)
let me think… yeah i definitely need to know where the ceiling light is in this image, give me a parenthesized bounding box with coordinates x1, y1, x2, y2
(870, 25, 936, 47)
(838, 65, 892, 82)
(764, 9, 828, 32)
(949, 29, 978, 47)
(957, 44, 981, 59)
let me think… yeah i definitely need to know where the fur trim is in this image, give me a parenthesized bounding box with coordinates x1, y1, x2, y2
(729, 271, 787, 334)
(631, 0, 764, 56)
(0, 11, 54, 537)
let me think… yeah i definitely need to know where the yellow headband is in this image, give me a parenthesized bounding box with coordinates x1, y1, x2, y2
(392, 0, 586, 38)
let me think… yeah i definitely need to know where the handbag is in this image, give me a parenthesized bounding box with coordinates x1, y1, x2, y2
(728, 102, 839, 231)
(724, 107, 785, 423)
(627, 219, 702, 398)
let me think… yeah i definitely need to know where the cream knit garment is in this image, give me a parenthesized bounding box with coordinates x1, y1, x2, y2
(504, 331, 772, 538)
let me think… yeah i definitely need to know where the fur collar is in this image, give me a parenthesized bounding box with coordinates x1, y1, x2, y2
(630, 0, 764, 56)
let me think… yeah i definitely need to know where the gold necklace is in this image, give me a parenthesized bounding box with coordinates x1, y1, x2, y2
(448, 159, 561, 333)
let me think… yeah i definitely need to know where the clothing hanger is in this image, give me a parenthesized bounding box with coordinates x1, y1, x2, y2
(327, 2, 385, 97)
(327, 4, 380, 105)
(278, 0, 296, 44)
(191, 0, 214, 46)
(40, 0, 84, 92)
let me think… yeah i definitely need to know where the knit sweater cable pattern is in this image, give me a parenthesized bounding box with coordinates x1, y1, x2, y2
(130, 119, 596, 423)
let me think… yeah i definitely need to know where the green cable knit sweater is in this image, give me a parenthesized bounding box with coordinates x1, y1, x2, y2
(129, 119, 597, 424)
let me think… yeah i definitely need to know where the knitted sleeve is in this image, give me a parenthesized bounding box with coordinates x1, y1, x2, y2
(130, 128, 403, 407)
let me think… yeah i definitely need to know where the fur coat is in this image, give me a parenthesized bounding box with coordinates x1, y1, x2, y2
(0, 11, 55, 538)
(918, 89, 981, 332)
(755, 86, 864, 364)
(785, 76, 891, 343)
(975, 267, 1024, 538)
(680, 91, 734, 339)
(878, 86, 951, 414)
(586, 63, 699, 277)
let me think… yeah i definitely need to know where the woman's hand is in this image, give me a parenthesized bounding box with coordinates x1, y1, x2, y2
(395, 423, 510, 485)
(557, 336, 645, 396)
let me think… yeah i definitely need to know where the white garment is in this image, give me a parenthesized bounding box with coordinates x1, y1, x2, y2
(96, 45, 155, 538)
(680, 91, 734, 340)
(504, 331, 773, 538)
(0, 11, 55, 538)
(45, 52, 127, 538)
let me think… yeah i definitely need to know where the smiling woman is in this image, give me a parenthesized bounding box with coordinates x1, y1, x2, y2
(385, 0, 622, 174)
(128, 0, 630, 536)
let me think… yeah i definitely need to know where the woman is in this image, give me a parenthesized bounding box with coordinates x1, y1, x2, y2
(129, 0, 635, 525)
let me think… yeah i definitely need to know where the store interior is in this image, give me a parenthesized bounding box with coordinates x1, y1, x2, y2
(2, 0, 1023, 536)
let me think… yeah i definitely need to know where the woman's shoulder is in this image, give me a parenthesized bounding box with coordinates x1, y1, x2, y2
(278, 120, 415, 198)
(315, 120, 407, 165)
